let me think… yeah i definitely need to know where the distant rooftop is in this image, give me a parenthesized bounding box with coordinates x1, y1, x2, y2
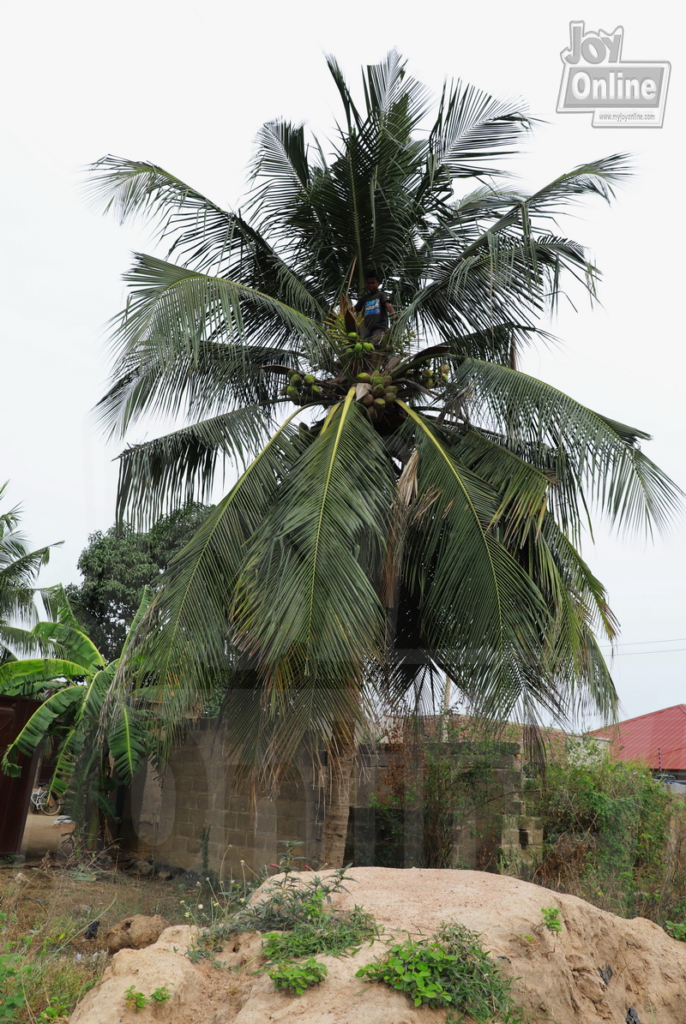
(590, 704, 686, 771)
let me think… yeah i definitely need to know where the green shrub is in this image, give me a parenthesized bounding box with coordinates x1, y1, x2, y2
(227, 860, 357, 936)
(356, 921, 522, 1024)
(188, 845, 379, 980)
(268, 958, 327, 996)
(529, 736, 682, 922)
(367, 716, 512, 869)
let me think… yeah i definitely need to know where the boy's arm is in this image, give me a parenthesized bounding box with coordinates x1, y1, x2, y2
(384, 300, 395, 314)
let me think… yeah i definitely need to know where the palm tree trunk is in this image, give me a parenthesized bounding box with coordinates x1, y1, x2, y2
(322, 718, 356, 867)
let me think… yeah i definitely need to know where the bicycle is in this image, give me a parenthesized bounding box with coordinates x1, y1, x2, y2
(30, 784, 61, 816)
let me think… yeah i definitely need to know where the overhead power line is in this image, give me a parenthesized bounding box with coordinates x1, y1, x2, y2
(603, 646, 686, 658)
(598, 636, 686, 650)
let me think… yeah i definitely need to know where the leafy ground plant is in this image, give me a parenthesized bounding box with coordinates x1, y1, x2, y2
(268, 958, 327, 996)
(540, 907, 562, 933)
(124, 987, 148, 1011)
(150, 987, 171, 1005)
(229, 864, 355, 934)
(357, 921, 523, 1024)
(261, 904, 378, 963)
(123, 985, 171, 1009)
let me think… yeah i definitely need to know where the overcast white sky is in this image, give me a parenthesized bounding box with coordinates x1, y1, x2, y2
(1, 0, 684, 724)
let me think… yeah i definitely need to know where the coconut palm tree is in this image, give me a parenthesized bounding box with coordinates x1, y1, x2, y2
(86, 52, 679, 866)
(0, 483, 54, 661)
(0, 588, 151, 831)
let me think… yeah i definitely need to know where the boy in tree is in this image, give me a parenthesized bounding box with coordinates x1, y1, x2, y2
(354, 272, 395, 346)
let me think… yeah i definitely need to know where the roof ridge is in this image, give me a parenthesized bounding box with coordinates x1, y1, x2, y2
(593, 704, 686, 731)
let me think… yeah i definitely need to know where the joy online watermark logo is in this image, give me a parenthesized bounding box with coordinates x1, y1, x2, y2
(557, 23, 670, 127)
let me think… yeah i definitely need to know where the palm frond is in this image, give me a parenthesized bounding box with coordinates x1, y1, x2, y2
(110, 254, 328, 368)
(108, 703, 149, 782)
(86, 155, 323, 313)
(398, 404, 556, 721)
(235, 391, 395, 691)
(452, 358, 681, 535)
(114, 404, 284, 528)
(105, 409, 308, 733)
(421, 78, 531, 182)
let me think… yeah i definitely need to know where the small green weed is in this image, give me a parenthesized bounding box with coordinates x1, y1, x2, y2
(357, 921, 523, 1024)
(261, 905, 378, 963)
(268, 958, 327, 996)
(229, 865, 354, 934)
(665, 921, 686, 941)
(150, 987, 172, 1005)
(122, 985, 172, 1010)
(540, 907, 562, 933)
(186, 932, 225, 969)
(124, 987, 149, 1011)
(356, 939, 454, 1008)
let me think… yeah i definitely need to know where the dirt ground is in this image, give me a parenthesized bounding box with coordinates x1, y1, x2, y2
(0, 852, 197, 945)
(0, 846, 209, 1024)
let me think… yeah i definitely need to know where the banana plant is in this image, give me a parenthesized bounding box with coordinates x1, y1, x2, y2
(0, 587, 152, 825)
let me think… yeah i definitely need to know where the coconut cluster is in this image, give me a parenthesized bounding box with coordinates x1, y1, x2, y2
(273, 313, 451, 425)
(340, 331, 377, 361)
(281, 373, 323, 402)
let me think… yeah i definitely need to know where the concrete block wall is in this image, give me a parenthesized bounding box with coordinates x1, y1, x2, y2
(125, 719, 324, 877)
(123, 721, 540, 877)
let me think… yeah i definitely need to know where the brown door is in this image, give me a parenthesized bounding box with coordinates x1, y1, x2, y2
(0, 696, 42, 856)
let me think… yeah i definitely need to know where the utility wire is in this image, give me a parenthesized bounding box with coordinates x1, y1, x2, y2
(598, 636, 686, 650)
(605, 646, 686, 658)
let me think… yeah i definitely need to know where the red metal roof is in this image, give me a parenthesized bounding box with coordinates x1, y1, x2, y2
(591, 705, 686, 771)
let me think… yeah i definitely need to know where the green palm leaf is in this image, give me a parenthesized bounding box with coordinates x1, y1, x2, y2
(115, 404, 285, 527)
(112, 254, 328, 367)
(452, 357, 680, 534)
(235, 391, 394, 687)
(109, 409, 308, 734)
(400, 404, 556, 719)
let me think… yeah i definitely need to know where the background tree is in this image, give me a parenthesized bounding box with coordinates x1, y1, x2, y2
(87, 52, 679, 866)
(66, 502, 211, 660)
(0, 482, 55, 662)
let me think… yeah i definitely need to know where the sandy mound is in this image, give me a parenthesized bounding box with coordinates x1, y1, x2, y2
(69, 867, 686, 1023)
(104, 914, 170, 953)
